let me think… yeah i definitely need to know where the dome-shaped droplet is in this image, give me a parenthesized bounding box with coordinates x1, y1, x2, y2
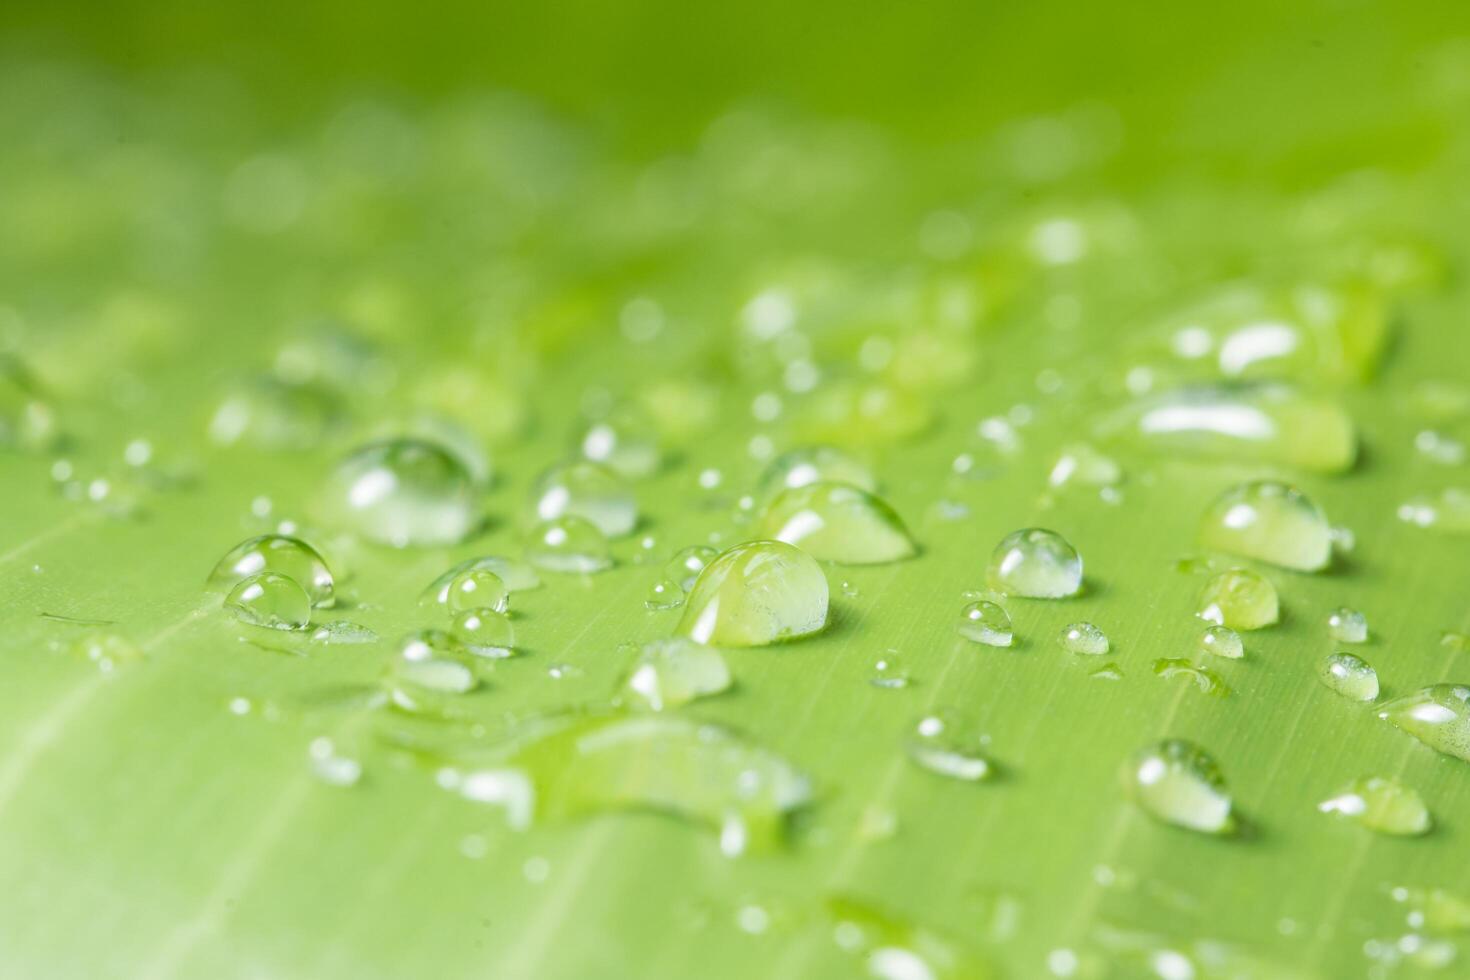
(1327, 607, 1368, 643)
(526, 460, 636, 538)
(987, 528, 1082, 598)
(225, 572, 311, 631)
(1318, 651, 1379, 701)
(451, 608, 515, 658)
(957, 600, 1012, 648)
(756, 445, 876, 501)
(1198, 480, 1331, 571)
(386, 630, 478, 706)
(310, 620, 378, 645)
(906, 710, 991, 781)
(325, 438, 477, 547)
(580, 406, 662, 478)
(675, 540, 828, 647)
(524, 516, 613, 574)
(1378, 685, 1470, 762)
(620, 638, 732, 711)
(423, 556, 541, 605)
(664, 545, 717, 592)
(208, 534, 336, 608)
(1197, 568, 1278, 630)
(756, 482, 916, 565)
(1058, 622, 1109, 655)
(1318, 777, 1431, 836)
(444, 568, 508, 615)
(869, 653, 912, 689)
(1126, 739, 1233, 834)
(1048, 443, 1122, 489)
(1199, 625, 1244, 659)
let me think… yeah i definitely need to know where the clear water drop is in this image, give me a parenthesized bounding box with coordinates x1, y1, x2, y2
(987, 528, 1083, 598)
(208, 534, 335, 608)
(1059, 622, 1109, 655)
(444, 568, 509, 615)
(1198, 480, 1331, 571)
(620, 638, 732, 711)
(675, 540, 828, 647)
(325, 438, 477, 547)
(1318, 777, 1431, 836)
(451, 608, 515, 658)
(579, 405, 662, 478)
(665, 545, 718, 591)
(957, 600, 1013, 648)
(1196, 568, 1278, 630)
(1378, 685, 1470, 762)
(1126, 739, 1233, 834)
(1199, 625, 1244, 659)
(225, 572, 312, 631)
(1153, 659, 1231, 697)
(525, 516, 613, 574)
(757, 445, 877, 500)
(645, 577, 685, 611)
(1327, 607, 1368, 643)
(907, 710, 991, 781)
(757, 482, 916, 565)
(869, 653, 912, 690)
(1319, 652, 1379, 702)
(526, 460, 637, 538)
(72, 632, 144, 672)
(423, 555, 541, 602)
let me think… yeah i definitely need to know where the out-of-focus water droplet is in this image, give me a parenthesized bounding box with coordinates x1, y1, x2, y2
(388, 630, 478, 702)
(1153, 659, 1231, 697)
(452, 608, 515, 658)
(527, 460, 636, 538)
(208, 534, 335, 608)
(645, 577, 685, 611)
(310, 620, 378, 645)
(675, 540, 827, 647)
(1378, 685, 1470, 762)
(826, 896, 992, 980)
(1199, 625, 1244, 659)
(580, 405, 662, 478)
(1415, 429, 1467, 466)
(72, 631, 144, 672)
(757, 482, 916, 565)
(1327, 607, 1368, 643)
(1198, 480, 1331, 571)
(665, 545, 717, 591)
(1318, 651, 1379, 701)
(957, 600, 1013, 648)
(208, 376, 338, 450)
(1318, 776, 1431, 836)
(1398, 487, 1470, 534)
(1049, 443, 1122, 489)
(525, 516, 613, 574)
(907, 710, 991, 781)
(1391, 886, 1470, 934)
(325, 438, 477, 547)
(620, 638, 732, 711)
(756, 445, 877, 500)
(1090, 662, 1124, 681)
(308, 736, 362, 787)
(443, 568, 508, 615)
(1197, 568, 1278, 630)
(1059, 622, 1109, 655)
(870, 653, 912, 689)
(225, 573, 311, 631)
(1126, 739, 1233, 834)
(987, 528, 1083, 598)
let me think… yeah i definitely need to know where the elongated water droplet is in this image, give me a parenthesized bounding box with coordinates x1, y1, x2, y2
(452, 608, 515, 658)
(1153, 659, 1231, 697)
(987, 528, 1082, 598)
(1048, 443, 1122, 489)
(225, 572, 311, 631)
(1126, 739, 1233, 834)
(386, 630, 478, 706)
(665, 545, 717, 591)
(1398, 487, 1470, 534)
(1059, 622, 1109, 655)
(1090, 662, 1124, 681)
(907, 710, 991, 781)
(675, 540, 828, 647)
(1319, 652, 1379, 701)
(957, 600, 1013, 647)
(620, 638, 732, 711)
(443, 568, 509, 615)
(1378, 685, 1470, 762)
(1197, 568, 1278, 630)
(757, 482, 916, 565)
(208, 534, 335, 608)
(580, 405, 662, 478)
(756, 445, 877, 500)
(870, 653, 912, 689)
(1199, 625, 1244, 659)
(527, 460, 636, 538)
(1319, 777, 1431, 836)
(208, 376, 337, 450)
(525, 516, 613, 574)
(310, 620, 378, 645)
(1198, 480, 1331, 571)
(325, 438, 477, 547)
(1327, 607, 1368, 643)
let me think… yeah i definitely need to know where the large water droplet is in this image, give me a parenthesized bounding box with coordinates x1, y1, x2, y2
(1378, 685, 1470, 762)
(1059, 622, 1109, 655)
(325, 438, 477, 547)
(423, 555, 541, 602)
(1196, 568, 1278, 630)
(1198, 480, 1331, 571)
(957, 600, 1013, 648)
(1318, 652, 1379, 701)
(310, 620, 378, 645)
(756, 445, 877, 500)
(1327, 607, 1369, 643)
(756, 482, 916, 564)
(524, 516, 613, 574)
(1199, 625, 1244, 659)
(620, 638, 732, 711)
(907, 710, 992, 781)
(386, 630, 478, 707)
(987, 528, 1082, 598)
(1048, 443, 1122, 489)
(442, 568, 509, 615)
(1126, 739, 1233, 834)
(527, 460, 636, 538)
(225, 572, 311, 631)
(208, 534, 335, 608)
(826, 896, 993, 980)
(1318, 777, 1431, 836)
(675, 540, 828, 647)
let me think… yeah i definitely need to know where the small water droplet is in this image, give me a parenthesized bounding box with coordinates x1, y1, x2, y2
(525, 516, 613, 574)
(644, 577, 685, 611)
(1327, 607, 1369, 643)
(527, 460, 636, 538)
(907, 710, 991, 781)
(225, 573, 312, 631)
(620, 638, 732, 711)
(1126, 739, 1233, 834)
(387, 631, 478, 704)
(1089, 662, 1124, 681)
(1153, 659, 1231, 697)
(1319, 776, 1431, 836)
(423, 556, 541, 601)
(1198, 480, 1331, 571)
(1197, 568, 1278, 630)
(1059, 622, 1109, 655)
(664, 545, 718, 591)
(1199, 625, 1244, 659)
(1319, 652, 1379, 702)
(957, 600, 1013, 648)
(208, 534, 335, 608)
(757, 482, 916, 564)
(324, 438, 477, 547)
(840, 580, 859, 598)
(869, 653, 912, 690)
(987, 528, 1082, 598)
(1378, 684, 1470, 761)
(444, 568, 509, 615)
(451, 608, 515, 658)
(675, 540, 828, 647)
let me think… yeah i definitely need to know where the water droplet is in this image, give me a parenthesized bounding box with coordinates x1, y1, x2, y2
(665, 545, 718, 591)
(225, 573, 312, 631)
(1126, 739, 1233, 834)
(1318, 652, 1379, 702)
(526, 460, 636, 538)
(308, 736, 363, 787)
(645, 577, 685, 611)
(442, 568, 509, 615)
(957, 600, 1013, 648)
(1199, 625, 1244, 659)
(72, 631, 144, 672)
(1048, 443, 1122, 489)
(675, 540, 828, 647)
(423, 555, 541, 602)
(870, 653, 912, 689)
(387, 630, 478, 702)
(1198, 480, 1331, 571)
(310, 621, 378, 645)
(620, 638, 732, 711)
(757, 482, 916, 565)
(208, 534, 335, 608)
(907, 710, 991, 781)
(1196, 568, 1278, 630)
(756, 445, 876, 500)
(987, 528, 1083, 598)
(1378, 685, 1470, 762)
(1326, 607, 1369, 644)
(1319, 777, 1431, 836)
(1398, 487, 1470, 534)
(1152, 659, 1231, 697)
(580, 405, 662, 478)
(1059, 622, 1109, 655)
(451, 608, 515, 658)
(525, 516, 613, 574)
(324, 438, 477, 547)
